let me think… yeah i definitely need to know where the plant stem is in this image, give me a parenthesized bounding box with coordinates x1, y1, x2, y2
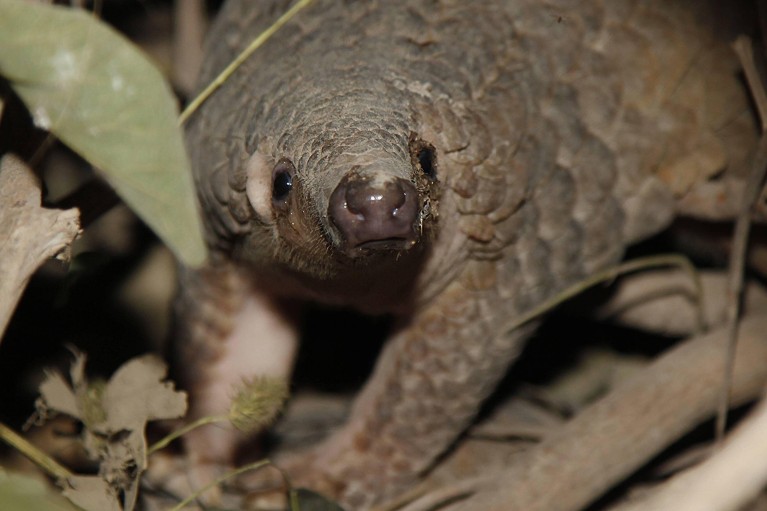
(168, 459, 272, 511)
(147, 414, 229, 456)
(0, 422, 73, 481)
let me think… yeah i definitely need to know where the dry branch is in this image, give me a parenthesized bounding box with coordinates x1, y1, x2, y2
(617, 393, 767, 511)
(0, 154, 80, 339)
(453, 314, 767, 511)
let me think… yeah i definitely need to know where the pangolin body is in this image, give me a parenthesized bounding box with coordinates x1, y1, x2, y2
(178, 0, 758, 508)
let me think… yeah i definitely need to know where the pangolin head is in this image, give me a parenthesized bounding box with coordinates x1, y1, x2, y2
(225, 76, 441, 280)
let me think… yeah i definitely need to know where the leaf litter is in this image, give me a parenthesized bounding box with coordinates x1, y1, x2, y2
(35, 352, 187, 511)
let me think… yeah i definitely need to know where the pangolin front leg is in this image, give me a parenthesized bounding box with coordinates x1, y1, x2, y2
(276, 271, 532, 509)
(173, 261, 299, 474)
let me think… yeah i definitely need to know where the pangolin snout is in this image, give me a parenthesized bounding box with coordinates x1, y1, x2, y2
(328, 174, 419, 254)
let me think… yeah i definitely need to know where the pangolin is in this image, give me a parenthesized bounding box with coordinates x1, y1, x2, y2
(177, 0, 760, 508)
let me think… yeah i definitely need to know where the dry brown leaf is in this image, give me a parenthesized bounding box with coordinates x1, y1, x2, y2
(93, 354, 186, 511)
(36, 351, 106, 431)
(62, 475, 121, 511)
(35, 353, 187, 511)
(101, 354, 187, 433)
(38, 372, 80, 421)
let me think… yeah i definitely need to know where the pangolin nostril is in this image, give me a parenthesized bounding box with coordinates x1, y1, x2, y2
(346, 180, 408, 217)
(329, 176, 419, 252)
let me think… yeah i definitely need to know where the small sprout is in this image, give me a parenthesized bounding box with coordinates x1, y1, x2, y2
(80, 378, 107, 430)
(229, 376, 289, 433)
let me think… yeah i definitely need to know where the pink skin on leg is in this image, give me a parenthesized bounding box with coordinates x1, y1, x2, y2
(184, 289, 299, 467)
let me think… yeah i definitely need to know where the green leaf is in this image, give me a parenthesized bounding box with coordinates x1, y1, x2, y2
(0, 0, 207, 267)
(0, 471, 83, 511)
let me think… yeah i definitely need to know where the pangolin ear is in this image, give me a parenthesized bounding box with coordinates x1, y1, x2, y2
(245, 151, 276, 222)
(409, 135, 438, 181)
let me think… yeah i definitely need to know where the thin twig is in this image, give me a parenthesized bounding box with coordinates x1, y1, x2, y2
(168, 459, 272, 511)
(172, 0, 206, 97)
(506, 254, 703, 334)
(146, 414, 228, 456)
(716, 36, 767, 442)
(761, 0, 767, 56)
(0, 422, 73, 481)
(178, 0, 315, 125)
(733, 37, 767, 131)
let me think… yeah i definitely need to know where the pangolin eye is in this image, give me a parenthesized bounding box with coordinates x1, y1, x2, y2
(272, 159, 295, 202)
